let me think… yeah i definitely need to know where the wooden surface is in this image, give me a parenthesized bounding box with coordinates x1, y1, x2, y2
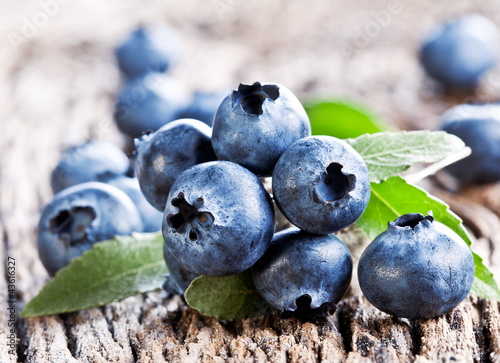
(2, 1, 500, 362)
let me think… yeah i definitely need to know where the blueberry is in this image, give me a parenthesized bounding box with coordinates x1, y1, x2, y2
(98, 174, 163, 232)
(252, 227, 352, 318)
(272, 135, 370, 235)
(115, 25, 181, 79)
(114, 73, 190, 138)
(358, 213, 475, 320)
(133, 118, 217, 211)
(162, 161, 274, 276)
(420, 14, 500, 90)
(38, 182, 143, 275)
(175, 90, 227, 127)
(162, 243, 199, 296)
(211, 82, 311, 176)
(441, 104, 500, 184)
(51, 140, 132, 193)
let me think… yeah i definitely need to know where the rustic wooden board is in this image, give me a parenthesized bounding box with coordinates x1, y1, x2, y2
(11, 294, 500, 362)
(2, 1, 500, 361)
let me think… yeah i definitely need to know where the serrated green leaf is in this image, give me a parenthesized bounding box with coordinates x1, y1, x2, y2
(304, 100, 390, 139)
(21, 232, 167, 317)
(185, 270, 268, 320)
(346, 131, 467, 183)
(357, 176, 500, 300)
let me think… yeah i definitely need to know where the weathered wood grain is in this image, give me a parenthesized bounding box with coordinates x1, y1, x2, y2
(2, 0, 500, 362)
(14, 293, 500, 362)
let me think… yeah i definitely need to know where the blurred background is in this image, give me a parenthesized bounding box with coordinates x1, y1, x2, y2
(3, 1, 500, 144)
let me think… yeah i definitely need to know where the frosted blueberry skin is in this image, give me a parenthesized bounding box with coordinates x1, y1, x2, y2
(132, 119, 217, 211)
(252, 228, 352, 318)
(114, 73, 190, 138)
(162, 243, 199, 296)
(50, 141, 131, 193)
(211, 82, 311, 176)
(98, 175, 163, 232)
(115, 25, 180, 80)
(358, 213, 475, 320)
(420, 14, 500, 90)
(441, 104, 500, 184)
(272, 135, 370, 235)
(162, 161, 275, 276)
(38, 182, 143, 275)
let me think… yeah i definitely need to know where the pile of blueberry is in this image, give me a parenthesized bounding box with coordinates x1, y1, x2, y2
(419, 13, 500, 185)
(112, 24, 225, 138)
(155, 82, 372, 317)
(37, 19, 490, 321)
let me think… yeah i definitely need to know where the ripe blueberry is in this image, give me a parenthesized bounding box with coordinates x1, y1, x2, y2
(132, 118, 217, 211)
(38, 182, 143, 275)
(98, 174, 163, 232)
(420, 14, 500, 90)
(115, 25, 181, 79)
(358, 213, 475, 320)
(211, 82, 311, 176)
(162, 244, 199, 296)
(252, 227, 352, 318)
(162, 161, 274, 276)
(114, 73, 190, 138)
(441, 103, 500, 184)
(51, 140, 132, 193)
(272, 135, 370, 234)
(175, 90, 226, 127)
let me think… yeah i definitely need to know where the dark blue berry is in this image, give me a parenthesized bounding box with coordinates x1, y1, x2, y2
(98, 175, 163, 232)
(51, 141, 131, 193)
(252, 227, 352, 318)
(211, 82, 311, 176)
(115, 25, 181, 79)
(358, 213, 475, 320)
(162, 161, 274, 276)
(441, 104, 500, 184)
(133, 118, 217, 211)
(272, 135, 370, 234)
(162, 244, 199, 296)
(420, 14, 500, 90)
(175, 90, 226, 127)
(113, 74, 189, 138)
(38, 182, 143, 275)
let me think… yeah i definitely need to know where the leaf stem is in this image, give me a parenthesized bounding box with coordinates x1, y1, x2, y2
(404, 147, 471, 184)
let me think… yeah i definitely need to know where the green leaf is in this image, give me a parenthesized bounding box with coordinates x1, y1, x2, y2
(357, 176, 500, 301)
(185, 270, 268, 320)
(21, 233, 167, 317)
(304, 100, 390, 139)
(346, 131, 467, 183)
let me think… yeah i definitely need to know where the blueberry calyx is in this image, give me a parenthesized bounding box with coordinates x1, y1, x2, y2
(167, 193, 214, 241)
(313, 163, 356, 205)
(280, 294, 337, 320)
(232, 82, 280, 115)
(50, 206, 97, 246)
(390, 213, 434, 232)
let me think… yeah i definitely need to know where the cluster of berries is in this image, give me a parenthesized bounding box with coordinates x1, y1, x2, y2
(37, 19, 486, 320)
